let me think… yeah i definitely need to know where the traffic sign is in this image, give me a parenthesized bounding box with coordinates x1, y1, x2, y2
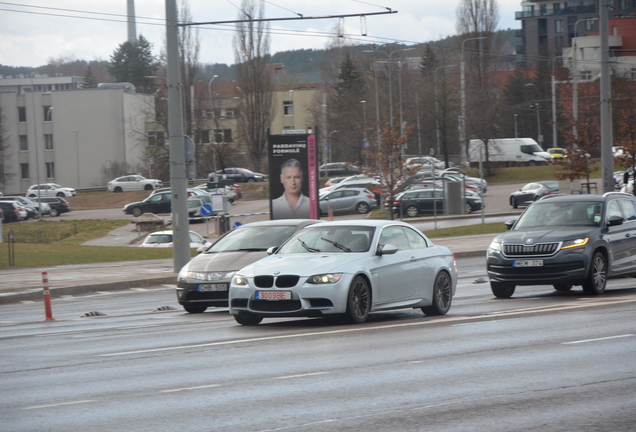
(200, 203, 213, 216)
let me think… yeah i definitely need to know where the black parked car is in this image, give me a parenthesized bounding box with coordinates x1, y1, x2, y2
(392, 189, 482, 217)
(35, 197, 72, 216)
(509, 181, 559, 208)
(487, 192, 636, 298)
(0, 201, 24, 222)
(123, 191, 172, 217)
(319, 163, 359, 177)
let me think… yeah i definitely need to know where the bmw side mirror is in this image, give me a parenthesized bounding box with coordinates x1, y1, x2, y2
(607, 215, 624, 227)
(377, 244, 398, 255)
(504, 219, 517, 230)
(267, 246, 278, 255)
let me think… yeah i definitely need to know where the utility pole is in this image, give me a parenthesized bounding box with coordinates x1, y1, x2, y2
(599, 1, 613, 192)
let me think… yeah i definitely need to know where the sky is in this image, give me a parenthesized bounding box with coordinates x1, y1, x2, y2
(0, 0, 520, 68)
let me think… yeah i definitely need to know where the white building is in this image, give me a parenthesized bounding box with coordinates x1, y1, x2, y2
(0, 75, 154, 195)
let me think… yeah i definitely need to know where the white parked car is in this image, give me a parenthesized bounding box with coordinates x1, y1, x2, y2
(140, 230, 211, 249)
(27, 183, 76, 198)
(108, 175, 163, 193)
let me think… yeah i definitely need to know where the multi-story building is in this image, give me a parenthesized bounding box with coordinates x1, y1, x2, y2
(0, 75, 154, 196)
(515, 0, 636, 66)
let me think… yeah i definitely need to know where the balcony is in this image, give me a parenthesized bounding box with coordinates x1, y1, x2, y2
(516, 5, 596, 19)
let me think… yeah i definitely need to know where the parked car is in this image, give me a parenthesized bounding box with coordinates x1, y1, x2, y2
(107, 175, 163, 192)
(123, 191, 172, 217)
(149, 187, 205, 197)
(195, 183, 238, 203)
(187, 197, 206, 220)
(403, 181, 481, 198)
(319, 188, 377, 215)
(392, 189, 482, 217)
(403, 156, 448, 171)
(33, 197, 71, 216)
(0, 201, 26, 222)
(27, 183, 76, 198)
(140, 230, 211, 249)
(509, 181, 559, 208)
(211, 168, 267, 183)
(0, 196, 51, 218)
(228, 220, 458, 325)
(176, 219, 320, 313)
(547, 147, 567, 162)
(486, 192, 636, 298)
(319, 163, 360, 177)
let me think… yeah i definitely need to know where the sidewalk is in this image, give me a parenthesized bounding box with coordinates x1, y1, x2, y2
(0, 234, 493, 305)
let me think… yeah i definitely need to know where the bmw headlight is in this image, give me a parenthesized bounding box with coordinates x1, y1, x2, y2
(306, 273, 343, 284)
(232, 274, 249, 286)
(488, 240, 502, 253)
(561, 238, 588, 250)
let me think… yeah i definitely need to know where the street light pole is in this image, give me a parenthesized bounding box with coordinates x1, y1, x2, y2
(30, 72, 43, 218)
(535, 103, 542, 146)
(460, 36, 486, 165)
(514, 114, 518, 138)
(71, 130, 80, 188)
(328, 130, 338, 165)
(551, 55, 563, 148)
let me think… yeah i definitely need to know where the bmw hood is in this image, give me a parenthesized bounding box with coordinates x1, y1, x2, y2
(498, 226, 595, 244)
(186, 250, 269, 272)
(241, 254, 364, 277)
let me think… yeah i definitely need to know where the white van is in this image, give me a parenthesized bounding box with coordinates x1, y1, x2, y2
(468, 138, 552, 167)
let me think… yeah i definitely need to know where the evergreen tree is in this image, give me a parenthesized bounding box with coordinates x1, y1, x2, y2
(83, 65, 98, 88)
(107, 35, 158, 92)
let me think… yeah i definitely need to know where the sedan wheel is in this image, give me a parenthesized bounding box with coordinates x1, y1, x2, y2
(406, 205, 418, 218)
(465, 203, 473, 214)
(247, 178, 255, 183)
(131, 207, 143, 217)
(234, 311, 263, 326)
(49, 208, 60, 217)
(144, 184, 153, 191)
(346, 276, 370, 324)
(421, 271, 452, 315)
(356, 202, 370, 214)
(114, 187, 123, 193)
(582, 252, 607, 295)
(56, 192, 65, 197)
(183, 303, 207, 313)
(511, 197, 518, 209)
(491, 281, 516, 298)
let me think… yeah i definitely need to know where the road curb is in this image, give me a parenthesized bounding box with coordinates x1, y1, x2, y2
(0, 276, 177, 305)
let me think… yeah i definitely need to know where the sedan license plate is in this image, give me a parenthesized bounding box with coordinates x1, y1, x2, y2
(198, 283, 227, 292)
(513, 260, 544, 267)
(255, 291, 292, 300)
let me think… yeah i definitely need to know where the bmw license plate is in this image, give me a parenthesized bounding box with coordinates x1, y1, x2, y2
(513, 260, 543, 267)
(198, 283, 227, 291)
(255, 291, 292, 300)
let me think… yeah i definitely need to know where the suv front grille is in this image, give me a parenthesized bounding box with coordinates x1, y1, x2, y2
(503, 242, 559, 257)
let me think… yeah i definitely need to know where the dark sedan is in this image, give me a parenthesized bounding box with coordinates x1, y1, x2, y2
(176, 219, 320, 313)
(35, 197, 71, 216)
(509, 181, 559, 208)
(319, 163, 360, 177)
(212, 168, 267, 183)
(123, 191, 172, 217)
(392, 189, 482, 217)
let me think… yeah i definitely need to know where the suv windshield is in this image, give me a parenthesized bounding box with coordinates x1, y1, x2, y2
(515, 201, 603, 228)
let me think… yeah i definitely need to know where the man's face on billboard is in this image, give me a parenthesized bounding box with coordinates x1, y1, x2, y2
(281, 166, 302, 196)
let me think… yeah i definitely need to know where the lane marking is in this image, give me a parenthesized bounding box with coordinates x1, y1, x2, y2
(101, 297, 636, 357)
(22, 400, 96, 410)
(276, 372, 329, 379)
(563, 334, 635, 345)
(161, 384, 221, 393)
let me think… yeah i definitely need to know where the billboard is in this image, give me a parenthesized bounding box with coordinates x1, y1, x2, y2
(268, 132, 318, 220)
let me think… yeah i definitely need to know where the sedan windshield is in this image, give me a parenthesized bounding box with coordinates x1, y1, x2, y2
(208, 225, 298, 252)
(515, 201, 603, 228)
(278, 226, 376, 254)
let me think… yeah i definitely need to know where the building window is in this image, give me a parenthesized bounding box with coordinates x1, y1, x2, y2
(555, 36, 564, 51)
(630, 68, 636, 81)
(43, 106, 52, 121)
(555, 20, 563, 32)
(553, 3, 560, 13)
(580, 70, 592, 80)
(540, 4, 547, 15)
(18, 106, 26, 122)
(196, 129, 210, 144)
(45, 134, 54, 150)
(585, 19, 595, 31)
(283, 100, 294, 116)
(46, 162, 55, 179)
(19, 135, 28, 151)
(213, 129, 232, 143)
(21, 163, 29, 179)
(147, 131, 165, 146)
(620, 0, 627, 9)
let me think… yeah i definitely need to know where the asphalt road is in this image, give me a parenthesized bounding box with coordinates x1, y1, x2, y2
(2, 256, 635, 431)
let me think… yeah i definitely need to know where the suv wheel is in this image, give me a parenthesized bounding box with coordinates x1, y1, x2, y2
(406, 205, 418, 217)
(582, 252, 607, 295)
(49, 208, 60, 217)
(56, 192, 65, 197)
(491, 281, 515, 298)
(144, 184, 153, 190)
(553, 283, 573, 292)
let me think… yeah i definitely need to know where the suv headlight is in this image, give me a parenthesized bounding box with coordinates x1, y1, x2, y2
(488, 240, 502, 252)
(561, 238, 589, 250)
(306, 273, 343, 284)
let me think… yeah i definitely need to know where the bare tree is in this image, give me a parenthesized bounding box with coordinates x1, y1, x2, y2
(178, 0, 201, 139)
(456, 0, 499, 35)
(233, 0, 274, 172)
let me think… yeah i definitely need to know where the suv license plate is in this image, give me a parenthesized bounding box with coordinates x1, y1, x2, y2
(198, 283, 227, 291)
(255, 291, 292, 300)
(513, 260, 543, 267)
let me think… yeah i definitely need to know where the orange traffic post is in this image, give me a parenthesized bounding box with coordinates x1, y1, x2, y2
(42, 271, 55, 321)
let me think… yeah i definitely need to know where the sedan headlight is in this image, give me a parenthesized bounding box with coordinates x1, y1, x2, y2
(179, 270, 236, 281)
(488, 240, 502, 252)
(306, 273, 343, 284)
(232, 274, 249, 286)
(561, 238, 589, 250)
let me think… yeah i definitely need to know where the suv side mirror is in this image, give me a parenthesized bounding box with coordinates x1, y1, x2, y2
(607, 215, 624, 227)
(504, 219, 517, 230)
